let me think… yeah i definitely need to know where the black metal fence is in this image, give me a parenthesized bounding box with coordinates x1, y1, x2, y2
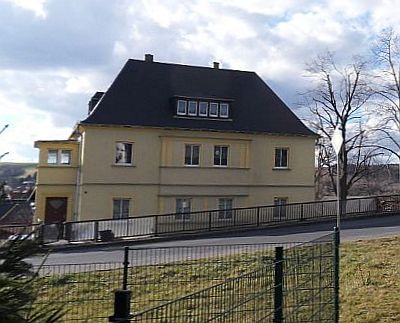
(31, 230, 339, 322)
(2, 194, 398, 245)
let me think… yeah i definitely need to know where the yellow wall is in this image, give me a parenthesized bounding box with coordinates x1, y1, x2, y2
(34, 140, 79, 222)
(34, 125, 316, 222)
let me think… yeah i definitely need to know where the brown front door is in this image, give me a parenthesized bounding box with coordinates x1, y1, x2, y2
(45, 197, 67, 224)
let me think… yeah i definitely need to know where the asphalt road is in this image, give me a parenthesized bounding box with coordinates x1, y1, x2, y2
(30, 214, 400, 267)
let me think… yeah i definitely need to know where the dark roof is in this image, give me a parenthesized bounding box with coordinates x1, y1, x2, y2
(82, 59, 315, 137)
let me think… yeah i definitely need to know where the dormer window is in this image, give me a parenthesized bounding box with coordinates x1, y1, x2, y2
(177, 100, 187, 115)
(199, 102, 208, 116)
(175, 98, 230, 119)
(219, 103, 229, 118)
(209, 102, 219, 117)
(188, 101, 197, 116)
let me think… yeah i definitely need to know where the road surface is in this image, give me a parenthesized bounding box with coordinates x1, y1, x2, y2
(30, 214, 400, 266)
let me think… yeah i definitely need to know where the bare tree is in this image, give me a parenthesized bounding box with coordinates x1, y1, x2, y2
(371, 28, 400, 159)
(302, 53, 380, 201)
(0, 124, 9, 160)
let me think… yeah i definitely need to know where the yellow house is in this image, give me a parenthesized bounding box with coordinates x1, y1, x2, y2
(34, 55, 316, 224)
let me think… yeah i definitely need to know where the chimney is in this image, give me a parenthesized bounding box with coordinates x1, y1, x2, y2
(88, 91, 104, 115)
(145, 54, 154, 63)
(213, 62, 220, 69)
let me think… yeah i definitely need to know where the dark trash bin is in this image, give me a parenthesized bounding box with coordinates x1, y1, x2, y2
(99, 230, 114, 241)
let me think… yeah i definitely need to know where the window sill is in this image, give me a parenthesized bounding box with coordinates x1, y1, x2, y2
(160, 166, 249, 170)
(42, 164, 74, 168)
(273, 167, 291, 171)
(112, 164, 136, 167)
(184, 164, 200, 167)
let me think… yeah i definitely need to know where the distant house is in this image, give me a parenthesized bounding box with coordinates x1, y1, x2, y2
(34, 55, 316, 224)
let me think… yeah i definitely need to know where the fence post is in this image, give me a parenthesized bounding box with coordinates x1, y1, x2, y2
(37, 223, 44, 245)
(300, 204, 304, 221)
(256, 207, 260, 227)
(274, 246, 284, 323)
(109, 290, 132, 323)
(334, 227, 340, 323)
(208, 211, 212, 231)
(94, 221, 99, 241)
(154, 215, 158, 235)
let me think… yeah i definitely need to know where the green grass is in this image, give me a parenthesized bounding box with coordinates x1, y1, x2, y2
(33, 236, 400, 322)
(340, 236, 400, 322)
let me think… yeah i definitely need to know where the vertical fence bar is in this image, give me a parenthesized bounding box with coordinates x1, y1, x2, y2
(154, 215, 158, 235)
(94, 221, 99, 241)
(209, 211, 212, 231)
(274, 246, 284, 323)
(334, 227, 340, 323)
(122, 246, 129, 290)
(256, 207, 260, 227)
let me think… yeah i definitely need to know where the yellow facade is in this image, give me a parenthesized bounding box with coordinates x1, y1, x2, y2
(34, 125, 315, 223)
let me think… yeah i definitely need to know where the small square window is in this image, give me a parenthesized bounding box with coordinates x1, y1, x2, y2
(219, 103, 229, 118)
(209, 102, 219, 117)
(218, 198, 233, 219)
(176, 198, 191, 220)
(199, 102, 208, 116)
(177, 100, 187, 115)
(275, 148, 288, 168)
(274, 197, 287, 218)
(188, 101, 197, 116)
(184, 144, 200, 166)
(60, 150, 71, 165)
(214, 145, 228, 166)
(113, 199, 130, 219)
(47, 150, 58, 164)
(115, 142, 133, 164)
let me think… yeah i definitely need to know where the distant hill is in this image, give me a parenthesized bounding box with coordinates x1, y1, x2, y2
(0, 162, 37, 188)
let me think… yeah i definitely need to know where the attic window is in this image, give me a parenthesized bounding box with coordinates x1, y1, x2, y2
(209, 102, 218, 117)
(177, 100, 187, 115)
(220, 103, 229, 118)
(188, 101, 197, 116)
(176, 99, 230, 119)
(199, 102, 208, 116)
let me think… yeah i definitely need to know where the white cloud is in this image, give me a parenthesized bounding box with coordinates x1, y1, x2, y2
(0, 0, 399, 162)
(4, 0, 47, 18)
(0, 93, 71, 162)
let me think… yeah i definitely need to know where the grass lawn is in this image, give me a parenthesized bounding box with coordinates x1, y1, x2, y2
(341, 236, 400, 322)
(34, 235, 400, 322)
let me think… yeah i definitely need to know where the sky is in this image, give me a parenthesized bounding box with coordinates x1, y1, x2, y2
(0, 0, 399, 163)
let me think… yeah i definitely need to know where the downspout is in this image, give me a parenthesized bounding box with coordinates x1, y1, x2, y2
(73, 130, 83, 222)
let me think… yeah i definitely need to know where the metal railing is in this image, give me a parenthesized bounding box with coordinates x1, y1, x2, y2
(127, 232, 337, 322)
(1, 194, 399, 244)
(29, 230, 339, 322)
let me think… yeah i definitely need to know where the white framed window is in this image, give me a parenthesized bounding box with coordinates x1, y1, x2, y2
(209, 102, 219, 117)
(115, 142, 133, 165)
(60, 150, 71, 165)
(47, 149, 71, 165)
(47, 150, 58, 164)
(214, 145, 228, 166)
(218, 198, 233, 219)
(273, 197, 287, 218)
(176, 198, 191, 220)
(177, 100, 187, 115)
(199, 102, 208, 116)
(184, 144, 200, 166)
(275, 148, 289, 168)
(113, 199, 130, 219)
(219, 103, 229, 118)
(188, 101, 198, 116)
